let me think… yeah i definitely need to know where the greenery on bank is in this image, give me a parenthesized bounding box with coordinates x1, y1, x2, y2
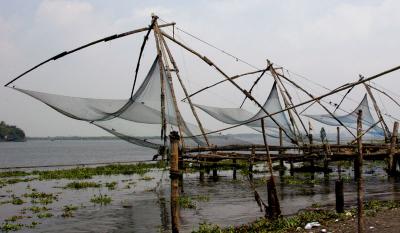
(0, 121, 26, 142)
(193, 200, 400, 233)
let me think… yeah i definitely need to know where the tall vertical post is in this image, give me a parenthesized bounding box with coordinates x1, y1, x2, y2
(388, 122, 399, 176)
(336, 126, 340, 152)
(261, 118, 281, 218)
(356, 110, 365, 233)
(335, 179, 344, 213)
(279, 128, 284, 169)
(169, 131, 180, 233)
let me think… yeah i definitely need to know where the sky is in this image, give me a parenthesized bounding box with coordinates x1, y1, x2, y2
(1, 0, 400, 137)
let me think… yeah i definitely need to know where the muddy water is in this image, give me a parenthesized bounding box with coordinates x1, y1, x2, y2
(1, 141, 400, 232)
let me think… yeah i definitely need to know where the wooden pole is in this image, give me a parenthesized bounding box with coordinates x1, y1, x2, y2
(269, 61, 308, 141)
(169, 131, 180, 233)
(158, 30, 210, 146)
(335, 179, 344, 213)
(279, 128, 284, 169)
(356, 110, 365, 233)
(153, 17, 186, 148)
(152, 17, 168, 146)
(363, 80, 391, 140)
(388, 122, 399, 176)
(261, 118, 281, 218)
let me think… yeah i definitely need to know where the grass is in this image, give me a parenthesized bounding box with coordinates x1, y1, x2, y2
(193, 200, 400, 233)
(90, 194, 112, 205)
(64, 181, 101, 189)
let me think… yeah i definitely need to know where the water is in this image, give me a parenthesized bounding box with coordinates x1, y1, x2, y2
(1, 140, 400, 232)
(0, 140, 155, 168)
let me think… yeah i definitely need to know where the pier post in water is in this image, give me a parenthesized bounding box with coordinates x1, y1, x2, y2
(335, 179, 344, 213)
(232, 159, 237, 180)
(169, 131, 180, 233)
(388, 121, 399, 176)
(356, 110, 365, 233)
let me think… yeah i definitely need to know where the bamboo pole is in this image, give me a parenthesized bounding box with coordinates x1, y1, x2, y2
(153, 17, 185, 148)
(239, 65, 270, 107)
(363, 80, 391, 140)
(388, 122, 399, 176)
(356, 110, 365, 233)
(161, 30, 297, 144)
(4, 22, 175, 87)
(157, 28, 210, 146)
(152, 17, 168, 146)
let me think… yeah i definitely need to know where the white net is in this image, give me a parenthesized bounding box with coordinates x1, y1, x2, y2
(193, 82, 295, 139)
(305, 94, 384, 136)
(13, 57, 208, 149)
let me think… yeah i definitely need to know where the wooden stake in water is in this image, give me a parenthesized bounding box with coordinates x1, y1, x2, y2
(356, 110, 365, 233)
(169, 131, 180, 233)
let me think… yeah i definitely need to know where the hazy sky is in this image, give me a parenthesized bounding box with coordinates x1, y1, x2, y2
(1, 0, 400, 137)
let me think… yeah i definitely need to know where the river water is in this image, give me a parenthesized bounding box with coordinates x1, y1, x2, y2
(1, 140, 400, 233)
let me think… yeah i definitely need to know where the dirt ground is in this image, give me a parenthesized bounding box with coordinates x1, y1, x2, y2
(295, 208, 400, 233)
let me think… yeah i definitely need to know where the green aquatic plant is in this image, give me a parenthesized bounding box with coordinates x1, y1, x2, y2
(139, 176, 155, 181)
(4, 215, 24, 222)
(0, 222, 23, 232)
(90, 194, 112, 205)
(27, 206, 50, 213)
(61, 205, 78, 218)
(37, 212, 53, 219)
(178, 196, 196, 209)
(11, 196, 24, 205)
(0, 170, 29, 178)
(193, 195, 210, 202)
(32, 162, 165, 180)
(64, 181, 101, 189)
(25, 221, 40, 229)
(23, 191, 57, 205)
(105, 181, 117, 190)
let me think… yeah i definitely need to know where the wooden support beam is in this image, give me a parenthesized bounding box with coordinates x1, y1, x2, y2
(363, 80, 391, 140)
(356, 110, 365, 233)
(158, 27, 210, 146)
(153, 17, 186, 148)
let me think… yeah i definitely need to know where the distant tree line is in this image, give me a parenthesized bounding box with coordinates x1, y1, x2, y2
(0, 121, 26, 141)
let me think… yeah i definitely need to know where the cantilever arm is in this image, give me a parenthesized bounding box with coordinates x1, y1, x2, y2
(4, 22, 175, 87)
